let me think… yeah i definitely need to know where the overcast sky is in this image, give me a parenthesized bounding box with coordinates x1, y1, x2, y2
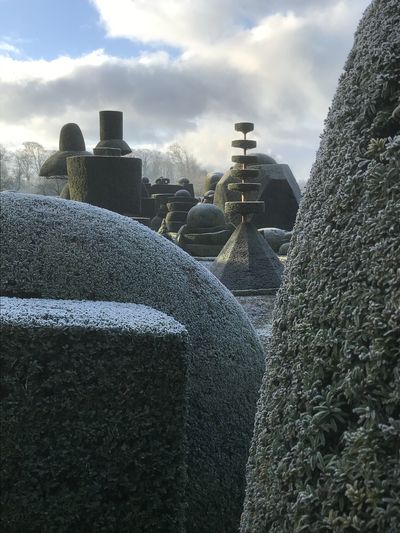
(0, 0, 370, 184)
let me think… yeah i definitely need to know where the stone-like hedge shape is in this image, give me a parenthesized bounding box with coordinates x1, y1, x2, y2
(0, 192, 265, 533)
(1, 297, 188, 532)
(241, 1, 400, 531)
(67, 154, 142, 215)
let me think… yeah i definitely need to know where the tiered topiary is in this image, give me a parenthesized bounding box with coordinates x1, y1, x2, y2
(176, 203, 235, 257)
(241, 0, 400, 531)
(210, 123, 283, 291)
(214, 151, 301, 231)
(165, 189, 198, 233)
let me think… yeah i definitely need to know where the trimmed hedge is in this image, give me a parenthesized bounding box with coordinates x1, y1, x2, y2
(0, 192, 265, 533)
(241, 1, 400, 531)
(0, 297, 188, 532)
(67, 155, 142, 215)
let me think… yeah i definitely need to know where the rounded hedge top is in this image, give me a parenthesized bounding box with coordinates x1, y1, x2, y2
(0, 191, 264, 533)
(251, 153, 277, 165)
(241, 0, 400, 531)
(186, 203, 226, 230)
(175, 188, 192, 197)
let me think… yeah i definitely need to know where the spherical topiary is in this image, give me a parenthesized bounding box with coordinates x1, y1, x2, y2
(0, 192, 264, 533)
(175, 188, 192, 197)
(203, 190, 215, 202)
(258, 227, 292, 253)
(241, 1, 400, 531)
(186, 203, 226, 230)
(177, 177, 190, 186)
(204, 171, 224, 192)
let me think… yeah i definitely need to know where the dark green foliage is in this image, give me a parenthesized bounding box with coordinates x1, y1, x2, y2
(241, 1, 400, 531)
(0, 191, 265, 533)
(1, 298, 188, 532)
(67, 155, 142, 215)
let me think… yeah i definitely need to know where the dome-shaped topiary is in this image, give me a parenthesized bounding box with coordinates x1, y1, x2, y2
(0, 192, 264, 533)
(241, 1, 400, 531)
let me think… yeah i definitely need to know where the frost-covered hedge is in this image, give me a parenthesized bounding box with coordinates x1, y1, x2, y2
(0, 191, 265, 533)
(1, 297, 188, 532)
(241, 1, 400, 531)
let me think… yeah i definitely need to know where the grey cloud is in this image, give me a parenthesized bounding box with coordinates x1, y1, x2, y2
(237, 0, 369, 18)
(0, 0, 371, 181)
(0, 59, 264, 146)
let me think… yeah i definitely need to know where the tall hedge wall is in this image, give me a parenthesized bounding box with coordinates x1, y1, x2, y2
(241, 1, 400, 531)
(1, 297, 188, 532)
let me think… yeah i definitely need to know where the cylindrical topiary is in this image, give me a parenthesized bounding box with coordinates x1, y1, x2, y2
(67, 155, 142, 215)
(241, 1, 400, 531)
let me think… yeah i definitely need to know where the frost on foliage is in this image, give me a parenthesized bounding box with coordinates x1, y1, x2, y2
(0, 296, 186, 334)
(1, 296, 189, 532)
(0, 189, 264, 533)
(241, 1, 400, 532)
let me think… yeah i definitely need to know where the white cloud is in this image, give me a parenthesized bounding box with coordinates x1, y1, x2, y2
(90, 0, 368, 49)
(90, 0, 239, 48)
(0, 0, 371, 185)
(0, 41, 20, 55)
(0, 49, 109, 83)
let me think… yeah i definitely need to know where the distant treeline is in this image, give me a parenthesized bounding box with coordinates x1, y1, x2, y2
(0, 142, 210, 196)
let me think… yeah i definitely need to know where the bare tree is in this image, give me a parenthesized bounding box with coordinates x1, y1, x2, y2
(14, 142, 50, 183)
(0, 144, 15, 191)
(2, 141, 208, 196)
(130, 148, 174, 180)
(129, 148, 152, 177)
(130, 143, 207, 193)
(10, 142, 55, 193)
(167, 143, 207, 193)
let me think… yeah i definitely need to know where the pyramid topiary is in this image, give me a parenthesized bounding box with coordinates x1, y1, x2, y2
(241, 0, 400, 531)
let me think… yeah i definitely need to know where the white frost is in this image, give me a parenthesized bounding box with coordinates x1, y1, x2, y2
(0, 296, 186, 334)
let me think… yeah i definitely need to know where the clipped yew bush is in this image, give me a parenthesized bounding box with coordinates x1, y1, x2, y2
(241, 1, 400, 531)
(1, 297, 188, 532)
(0, 191, 264, 533)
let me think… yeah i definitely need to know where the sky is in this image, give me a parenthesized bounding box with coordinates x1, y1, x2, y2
(0, 0, 371, 185)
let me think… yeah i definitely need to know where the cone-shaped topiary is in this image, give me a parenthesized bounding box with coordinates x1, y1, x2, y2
(241, 1, 400, 531)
